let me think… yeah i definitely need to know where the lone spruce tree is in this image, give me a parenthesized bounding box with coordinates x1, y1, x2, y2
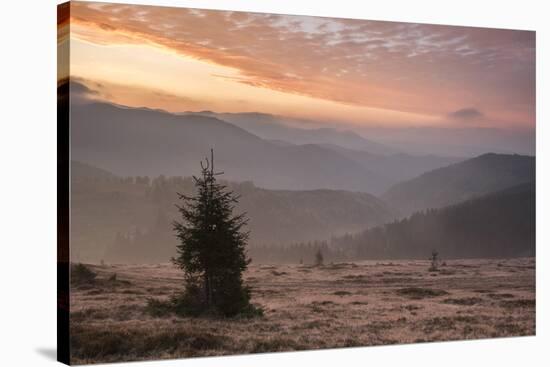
(172, 149, 256, 317)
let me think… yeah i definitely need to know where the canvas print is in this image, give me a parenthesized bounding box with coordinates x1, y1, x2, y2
(57, 1, 536, 365)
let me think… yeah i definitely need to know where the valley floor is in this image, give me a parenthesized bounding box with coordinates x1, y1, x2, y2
(69, 257, 535, 364)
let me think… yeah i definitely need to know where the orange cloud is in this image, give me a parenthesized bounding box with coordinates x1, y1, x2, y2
(67, 1, 535, 128)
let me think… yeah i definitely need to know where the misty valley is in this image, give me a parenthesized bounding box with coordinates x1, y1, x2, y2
(72, 157, 535, 264)
(70, 102, 535, 265)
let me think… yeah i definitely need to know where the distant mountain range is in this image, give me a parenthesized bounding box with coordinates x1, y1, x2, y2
(71, 161, 396, 263)
(188, 111, 396, 155)
(383, 153, 535, 216)
(65, 80, 536, 263)
(319, 144, 460, 189)
(71, 102, 461, 195)
(364, 126, 535, 157)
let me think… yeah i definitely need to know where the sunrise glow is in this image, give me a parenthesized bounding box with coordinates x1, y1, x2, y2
(62, 1, 535, 129)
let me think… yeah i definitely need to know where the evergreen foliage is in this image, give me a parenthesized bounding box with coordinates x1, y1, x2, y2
(172, 150, 259, 317)
(333, 182, 535, 260)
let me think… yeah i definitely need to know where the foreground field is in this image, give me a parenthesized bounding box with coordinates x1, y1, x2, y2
(70, 258, 535, 364)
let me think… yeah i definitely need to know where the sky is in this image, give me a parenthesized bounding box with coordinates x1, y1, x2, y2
(64, 1, 535, 131)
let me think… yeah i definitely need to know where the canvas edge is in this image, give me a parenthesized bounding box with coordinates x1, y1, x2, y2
(57, 1, 71, 365)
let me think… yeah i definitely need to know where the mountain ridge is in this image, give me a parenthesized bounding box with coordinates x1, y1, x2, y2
(72, 101, 463, 194)
(189, 110, 397, 155)
(383, 153, 535, 216)
(332, 180, 535, 260)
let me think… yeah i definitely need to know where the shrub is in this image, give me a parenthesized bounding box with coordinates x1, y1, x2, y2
(428, 250, 440, 272)
(71, 263, 97, 285)
(145, 288, 264, 319)
(171, 284, 210, 317)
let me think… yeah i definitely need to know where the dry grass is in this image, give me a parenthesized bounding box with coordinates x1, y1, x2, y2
(70, 257, 535, 364)
(396, 287, 449, 299)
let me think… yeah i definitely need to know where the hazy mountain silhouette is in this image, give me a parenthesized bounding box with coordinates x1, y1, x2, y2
(335, 181, 535, 259)
(363, 126, 536, 157)
(383, 153, 535, 216)
(72, 102, 465, 195)
(190, 111, 396, 155)
(71, 160, 116, 181)
(70, 161, 396, 263)
(194, 111, 535, 158)
(72, 102, 393, 193)
(318, 144, 461, 187)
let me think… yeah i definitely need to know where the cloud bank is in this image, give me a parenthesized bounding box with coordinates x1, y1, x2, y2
(67, 2, 535, 128)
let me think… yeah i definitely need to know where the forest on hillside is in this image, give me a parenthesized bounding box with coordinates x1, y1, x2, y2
(72, 159, 534, 264)
(249, 183, 534, 263)
(71, 161, 395, 263)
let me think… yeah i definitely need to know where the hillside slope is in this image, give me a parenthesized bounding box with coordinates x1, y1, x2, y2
(70, 161, 396, 263)
(334, 182, 535, 259)
(383, 153, 535, 215)
(319, 144, 461, 189)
